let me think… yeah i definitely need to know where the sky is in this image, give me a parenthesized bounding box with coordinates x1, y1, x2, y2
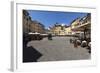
(27, 10, 88, 29)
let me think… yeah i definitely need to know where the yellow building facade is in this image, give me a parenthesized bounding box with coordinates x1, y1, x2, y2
(50, 24, 72, 36)
(64, 26, 72, 35)
(71, 13, 91, 40)
(71, 18, 81, 35)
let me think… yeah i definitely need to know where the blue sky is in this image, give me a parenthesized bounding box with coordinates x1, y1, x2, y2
(27, 10, 88, 29)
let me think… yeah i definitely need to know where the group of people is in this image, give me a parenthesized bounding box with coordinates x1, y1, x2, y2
(70, 37, 91, 53)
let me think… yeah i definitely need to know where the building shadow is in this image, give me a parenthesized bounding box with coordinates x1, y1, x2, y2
(23, 46, 42, 62)
(23, 33, 42, 63)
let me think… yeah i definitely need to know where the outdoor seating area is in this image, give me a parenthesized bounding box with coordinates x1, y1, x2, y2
(70, 13, 91, 54)
(70, 36, 91, 53)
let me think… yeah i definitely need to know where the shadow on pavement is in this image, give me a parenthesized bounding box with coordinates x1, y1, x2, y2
(23, 46, 42, 62)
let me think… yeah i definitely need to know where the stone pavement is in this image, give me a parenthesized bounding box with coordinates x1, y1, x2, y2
(27, 36, 90, 62)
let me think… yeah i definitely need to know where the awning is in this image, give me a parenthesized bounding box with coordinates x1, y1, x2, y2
(28, 32, 40, 35)
(71, 21, 91, 31)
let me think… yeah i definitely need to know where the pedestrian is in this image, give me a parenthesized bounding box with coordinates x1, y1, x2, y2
(76, 39, 81, 45)
(70, 38, 72, 43)
(48, 34, 52, 40)
(81, 40, 87, 47)
(74, 39, 78, 48)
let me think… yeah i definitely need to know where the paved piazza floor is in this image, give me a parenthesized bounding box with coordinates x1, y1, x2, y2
(27, 36, 90, 62)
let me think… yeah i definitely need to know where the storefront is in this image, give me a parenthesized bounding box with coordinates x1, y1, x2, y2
(71, 21, 91, 43)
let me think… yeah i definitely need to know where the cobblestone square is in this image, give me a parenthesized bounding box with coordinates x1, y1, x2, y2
(27, 36, 90, 62)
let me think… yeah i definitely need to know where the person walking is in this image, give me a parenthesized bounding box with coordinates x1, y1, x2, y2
(74, 39, 78, 48)
(48, 34, 52, 40)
